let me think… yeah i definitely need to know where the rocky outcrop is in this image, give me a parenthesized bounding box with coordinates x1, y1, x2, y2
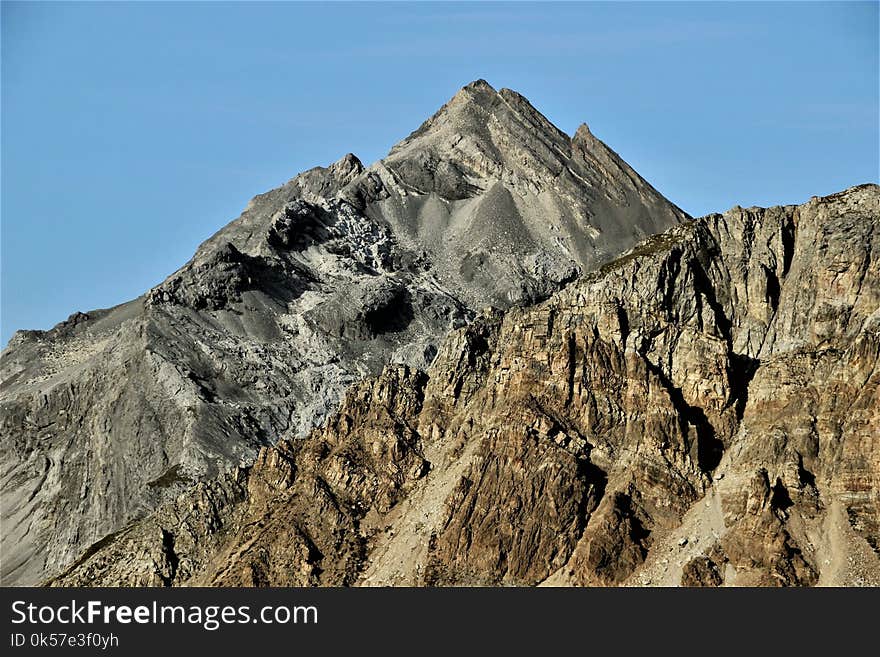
(49, 184, 880, 587)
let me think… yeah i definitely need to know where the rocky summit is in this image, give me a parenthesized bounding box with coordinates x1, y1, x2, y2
(2, 82, 877, 587)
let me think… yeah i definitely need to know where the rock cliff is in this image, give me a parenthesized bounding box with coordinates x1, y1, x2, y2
(48, 184, 880, 587)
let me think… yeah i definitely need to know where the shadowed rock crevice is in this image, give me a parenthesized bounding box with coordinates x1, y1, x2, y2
(781, 215, 796, 277)
(796, 454, 817, 489)
(688, 255, 732, 340)
(266, 199, 342, 251)
(157, 529, 179, 587)
(687, 254, 760, 423)
(729, 352, 761, 422)
(363, 287, 415, 335)
(770, 478, 794, 516)
(638, 350, 722, 474)
(762, 264, 781, 312)
(148, 241, 316, 310)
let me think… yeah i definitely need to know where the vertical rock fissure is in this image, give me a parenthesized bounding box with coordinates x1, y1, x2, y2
(781, 214, 796, 277)
(637, 351, 722, 474)
(158, 529, 179, 587)
(687, 256, 759, 423)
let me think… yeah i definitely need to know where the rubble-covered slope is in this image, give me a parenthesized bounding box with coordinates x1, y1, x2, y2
(0, 81, 686, 585)
(50, 184, 879, 587)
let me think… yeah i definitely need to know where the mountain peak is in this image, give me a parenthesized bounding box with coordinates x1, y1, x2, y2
(353, 80, 688, 292)
(445, 78, 502, 112)
(390, 80, 553, 158)
(329, 152, 364, 179)
(1, 81, 702, 587)
(462, 78, 496, 92)
(573, 122, 594, 141)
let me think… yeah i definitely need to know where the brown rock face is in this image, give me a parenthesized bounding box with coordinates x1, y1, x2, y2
(681, 553, 724, 587)
(49, 184, 880, 587)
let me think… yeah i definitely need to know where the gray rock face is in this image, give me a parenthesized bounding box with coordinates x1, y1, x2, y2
(0, 81, 686, 585)
(344, 80, 688, 307)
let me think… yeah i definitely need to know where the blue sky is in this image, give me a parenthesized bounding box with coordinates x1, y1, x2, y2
(2, 1, 878, 346)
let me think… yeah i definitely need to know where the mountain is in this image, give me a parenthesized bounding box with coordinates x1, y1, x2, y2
(47, 184, 880, 587)
(0, 81, 688, 585)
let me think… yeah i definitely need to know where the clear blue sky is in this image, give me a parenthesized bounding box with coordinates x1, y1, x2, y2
(2, 1, 878, 346)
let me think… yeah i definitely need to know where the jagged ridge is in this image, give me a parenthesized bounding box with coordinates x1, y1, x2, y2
(49, 184, 880, 587)
(0, 81, 687, 585)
